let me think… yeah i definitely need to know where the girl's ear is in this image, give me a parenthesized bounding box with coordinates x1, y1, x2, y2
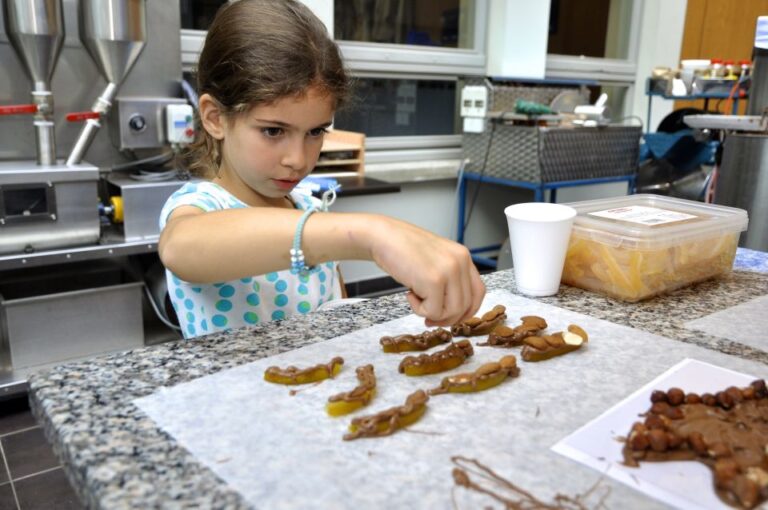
(199, 93, 226, 140)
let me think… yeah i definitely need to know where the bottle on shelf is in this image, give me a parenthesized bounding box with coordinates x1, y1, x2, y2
(739, 60, 752, 80)
(709, 58, 724, 78)
(724, 60, 738, 80)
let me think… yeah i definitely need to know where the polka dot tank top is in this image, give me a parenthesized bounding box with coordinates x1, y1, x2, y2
(159, 181, 340, 339)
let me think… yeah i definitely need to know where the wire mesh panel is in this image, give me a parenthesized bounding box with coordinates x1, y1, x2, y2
(463, 125, 641, 183)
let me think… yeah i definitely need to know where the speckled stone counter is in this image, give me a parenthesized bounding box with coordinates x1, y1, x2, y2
(28, 267, 768, 509)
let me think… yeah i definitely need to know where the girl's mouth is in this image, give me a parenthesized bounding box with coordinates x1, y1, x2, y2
(272, 178, 299, 190)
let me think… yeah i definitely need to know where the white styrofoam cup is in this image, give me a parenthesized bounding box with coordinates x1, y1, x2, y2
(504, 202, 577, 297)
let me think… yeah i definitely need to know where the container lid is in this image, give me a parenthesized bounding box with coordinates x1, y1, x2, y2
(563, 194, 749, 249)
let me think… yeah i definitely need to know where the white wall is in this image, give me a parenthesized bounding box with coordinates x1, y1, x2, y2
(630, 0, 688, 131)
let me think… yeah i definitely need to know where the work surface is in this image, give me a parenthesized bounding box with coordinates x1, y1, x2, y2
(28, 265, 768, 509)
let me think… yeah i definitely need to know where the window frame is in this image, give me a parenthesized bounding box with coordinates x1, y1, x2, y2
(544, 0, 643, 84)
(180, 0, 644, 163)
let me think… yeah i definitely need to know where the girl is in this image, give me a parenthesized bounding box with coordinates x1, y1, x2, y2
(159, 0, 485, 339)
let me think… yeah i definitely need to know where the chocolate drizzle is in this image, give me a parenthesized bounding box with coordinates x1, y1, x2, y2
(328, 365, 376, 404)
(623, 380, 768, 509)
(429, 356, 520, 395)
(451, 456, 607, 509)
(478, 316, 548, 347)
(379, 328, 452, 352)
(343, 390, 429, 441)
(451, 305, 507, 337)
(398, 340, 474, 375)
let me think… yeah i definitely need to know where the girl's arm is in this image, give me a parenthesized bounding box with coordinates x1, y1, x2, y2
(159, 206, 484, 326)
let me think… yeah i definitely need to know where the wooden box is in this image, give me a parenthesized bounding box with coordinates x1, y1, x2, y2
(314, 129, 365, 176)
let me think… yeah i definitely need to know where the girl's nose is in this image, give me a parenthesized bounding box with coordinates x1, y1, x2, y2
(280, 138, 307, 170)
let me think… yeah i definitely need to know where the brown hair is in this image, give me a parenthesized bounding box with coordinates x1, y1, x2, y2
(186, 0, 351, 177)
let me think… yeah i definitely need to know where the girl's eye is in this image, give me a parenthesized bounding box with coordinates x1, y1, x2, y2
(261, 127, 283, 137)
(308, 127, 329, 137)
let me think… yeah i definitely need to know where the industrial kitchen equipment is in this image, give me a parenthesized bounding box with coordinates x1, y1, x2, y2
(0, 0, 191, 395)
(684, 16, 768, 252)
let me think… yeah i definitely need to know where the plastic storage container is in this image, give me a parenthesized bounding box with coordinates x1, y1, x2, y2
(561, 194, 748, 302)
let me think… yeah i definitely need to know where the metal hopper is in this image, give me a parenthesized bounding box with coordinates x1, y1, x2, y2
(67, 0, 147, 166)
(2, 0, 65, 166)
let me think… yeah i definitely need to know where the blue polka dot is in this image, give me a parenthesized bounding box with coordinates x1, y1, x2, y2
(299, 273, 310, 283)
(274, 294, 288, 307)
(201, 319, 208, 331)
(297, 301, 311, 314)
(298, 284, 308, 295)
(244, 312, 259, 324)
(326, 262, 334, 269)
(252, 281, 261, 292)
(240, 277, 252, 283)
(184, 299, 194, 310)
(213, 282, 225, 288)
(246, 293, 260, 306)
(318, 271, 327, 283)
(320, 284, 326, 295)
(216, 299, 233, 312)
(172, 275, 181, 285)
(219, 285, 235, 298)
(272, 310, 286, 320)
(186, 312, 195, 323)
(187, 324, 196, 335)
(175, 288, 184, 299)
(266, 272, 279, 282)
(191, 287, 202, 293)
(212, 315, 228, 327)
(275, 280, 288, 292)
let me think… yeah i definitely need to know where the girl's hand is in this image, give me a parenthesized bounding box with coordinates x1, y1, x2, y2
(369, 217, 485, 327)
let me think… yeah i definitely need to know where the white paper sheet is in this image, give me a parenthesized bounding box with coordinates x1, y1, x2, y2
(552, 359, 760, 510)
(135, 291, 768, 510)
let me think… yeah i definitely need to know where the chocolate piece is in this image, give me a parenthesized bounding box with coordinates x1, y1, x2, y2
(379, 328, 452, 353)
(623, 379, 768, 509)
(451, 305, 507, 337)
(398, 340, 473, 376)
(428, 355, 520, 395)
(328, 365, 376, 407)
(477, 315, 547, 347)
(263, 356, 344, 385)
(520, 324, 588, 362)
(343, 390, 429, 440)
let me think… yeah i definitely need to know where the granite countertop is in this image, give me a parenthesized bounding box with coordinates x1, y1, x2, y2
(28, 261, 768, 509)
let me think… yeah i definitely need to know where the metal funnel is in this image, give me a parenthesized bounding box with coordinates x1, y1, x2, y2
(67, 0, 147, 166)
(79, 0, 147, 86)
(3, 0, 64, 92)
(3, 0, 64, 166)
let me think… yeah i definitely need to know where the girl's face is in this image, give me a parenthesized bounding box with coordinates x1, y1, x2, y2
(216, 85, 335, 206)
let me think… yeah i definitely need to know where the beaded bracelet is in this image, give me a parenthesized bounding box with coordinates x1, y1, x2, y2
(290, 185, 340, 275)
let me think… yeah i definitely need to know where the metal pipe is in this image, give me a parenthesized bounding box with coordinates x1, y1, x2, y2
(66, 82, 118, 166)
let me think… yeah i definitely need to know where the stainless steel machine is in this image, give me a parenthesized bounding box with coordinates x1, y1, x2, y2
(685, 16, 768, 252)
(0, 0, 190, 394)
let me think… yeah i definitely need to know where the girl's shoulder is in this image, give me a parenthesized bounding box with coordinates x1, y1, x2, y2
(160, 180, 245, 229)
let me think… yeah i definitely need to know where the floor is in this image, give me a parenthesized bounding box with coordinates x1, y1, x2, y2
(0, 397, 81, 510)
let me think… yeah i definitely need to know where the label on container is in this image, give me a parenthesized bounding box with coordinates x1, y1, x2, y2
(589, 206, 698, 226)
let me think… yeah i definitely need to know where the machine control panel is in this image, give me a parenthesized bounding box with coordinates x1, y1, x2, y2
(112, 97, 191, 150)
(165, 104, 195, 145)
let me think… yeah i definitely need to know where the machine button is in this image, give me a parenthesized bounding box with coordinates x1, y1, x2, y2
(128, 114, 147, 132)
